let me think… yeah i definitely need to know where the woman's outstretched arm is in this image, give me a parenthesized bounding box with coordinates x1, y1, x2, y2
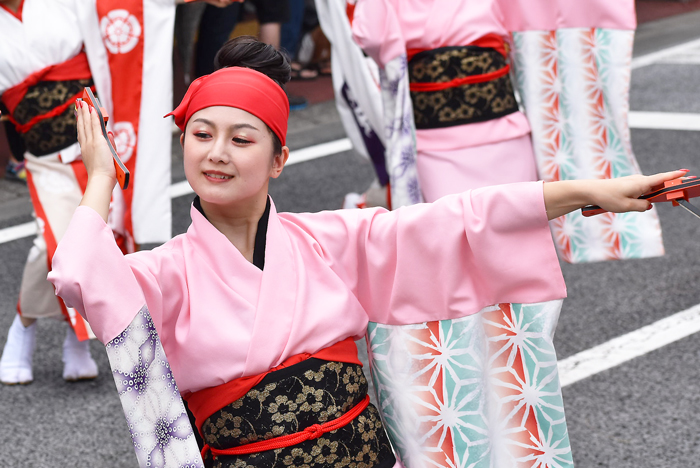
(543, 170, 689, 220)
(75, 100, 116, 223)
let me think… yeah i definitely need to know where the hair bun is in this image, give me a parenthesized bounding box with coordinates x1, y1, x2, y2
(214, 36, 291, 88)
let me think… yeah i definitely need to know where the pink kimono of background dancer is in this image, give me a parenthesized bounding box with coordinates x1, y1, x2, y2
(350, 0, 537, 202)
(47, 37, 686, 467)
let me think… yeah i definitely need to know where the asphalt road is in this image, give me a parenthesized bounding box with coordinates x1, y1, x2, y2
(1, 16, 700, 468)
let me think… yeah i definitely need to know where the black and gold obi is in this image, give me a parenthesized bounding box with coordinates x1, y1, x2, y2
(199, 359, 396, 468)
(408, 44, 518, 129)
(11, 77, 93, 156)
(1, 51, 93, 156)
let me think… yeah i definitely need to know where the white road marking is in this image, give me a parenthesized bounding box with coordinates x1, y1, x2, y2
(559, 303, 700, 387)
(629, 111, 700, 131)
(0, 221, 36, 245)
(632, 37, 700, 69)
(287, 138, 353, 166)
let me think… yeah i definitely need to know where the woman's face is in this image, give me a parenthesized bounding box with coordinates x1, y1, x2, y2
(182, 106, 287, 210)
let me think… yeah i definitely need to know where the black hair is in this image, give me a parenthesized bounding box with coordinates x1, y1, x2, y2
(214, 37, 290, 157)
(215, 35, 292, 88)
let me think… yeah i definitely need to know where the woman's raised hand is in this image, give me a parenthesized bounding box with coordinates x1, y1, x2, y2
(75, 100, 116, 184)
(75, 100, 117, 223)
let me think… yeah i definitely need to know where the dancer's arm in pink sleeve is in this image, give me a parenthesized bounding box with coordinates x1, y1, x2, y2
(351, 0, 405, 67)
(48, 97, 183, 344)
(49, 206, 187, 344)
(48, 208, 148, 343)
(287, 182, 566, 325)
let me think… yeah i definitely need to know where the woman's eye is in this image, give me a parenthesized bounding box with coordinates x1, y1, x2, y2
(194, 132, 210, 139)
(233, 138, 250, 144)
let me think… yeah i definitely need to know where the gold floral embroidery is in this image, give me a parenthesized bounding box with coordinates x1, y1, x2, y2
(14, 79, 93, 156)
(409, 46, 518, 129)
(202, 361, 394, 468)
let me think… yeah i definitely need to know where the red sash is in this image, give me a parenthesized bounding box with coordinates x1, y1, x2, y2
(406, 33, 511, 92)
(184, 338, 363, 433)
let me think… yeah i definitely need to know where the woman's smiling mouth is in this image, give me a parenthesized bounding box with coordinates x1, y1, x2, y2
(203, 172, 234, 180)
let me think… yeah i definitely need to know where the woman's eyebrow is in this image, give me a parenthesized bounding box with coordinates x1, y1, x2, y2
(190, 119, 259, 132)
(228, 123, 259, 132)
(191, 117, 214, 126)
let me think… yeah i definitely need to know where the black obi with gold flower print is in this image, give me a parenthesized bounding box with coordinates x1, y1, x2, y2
(1, 51, 94, 156)
(408, 43, 518, 129)
(10, 77, 93, 156)
(200, 358, 396, 468)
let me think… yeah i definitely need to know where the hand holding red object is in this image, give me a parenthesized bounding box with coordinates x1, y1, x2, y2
(76, 87, 130, 190)
(582, 174, 700, 219)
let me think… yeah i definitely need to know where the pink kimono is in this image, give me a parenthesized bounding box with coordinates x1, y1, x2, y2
(351, 0, 536, 201)
(50, 182, 564, 394)
(48, 182, 565, 466)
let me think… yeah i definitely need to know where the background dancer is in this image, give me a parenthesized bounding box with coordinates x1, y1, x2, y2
(0, 0, 224, 385)
(349, 0, 538, 204)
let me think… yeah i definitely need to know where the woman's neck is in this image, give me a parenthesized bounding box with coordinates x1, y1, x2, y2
(200, 193, 269, 264)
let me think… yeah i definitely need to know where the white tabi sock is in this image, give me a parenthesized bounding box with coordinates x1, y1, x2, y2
(62, 326, 98, 381)
(0, 315, 37, 385)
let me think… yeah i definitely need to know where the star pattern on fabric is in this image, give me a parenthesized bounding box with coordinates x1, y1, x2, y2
(368, 301, 572, 468)
(106, 306, 204, 468)
(512, 28, 664, 264)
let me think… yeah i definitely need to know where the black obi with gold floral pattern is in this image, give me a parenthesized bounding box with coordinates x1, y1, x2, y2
(408, 45, 518, 129)
(201, 358, 396, 468)
(11, 78, 93, 156)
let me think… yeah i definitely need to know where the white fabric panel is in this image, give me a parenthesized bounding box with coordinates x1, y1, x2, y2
(315, 0, 386, 159)
(133, 0, 175, 243)
(0, 0, 83, 92)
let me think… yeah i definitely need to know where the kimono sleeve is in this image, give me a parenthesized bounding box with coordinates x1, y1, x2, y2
(292, 181, 566, 325)
(502, 0, 636, 31)
(351, 0, 405, 67)
(48, 206, 185, 344)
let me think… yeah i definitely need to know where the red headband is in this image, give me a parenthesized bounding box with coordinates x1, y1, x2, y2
(165, 67, 289, 146)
